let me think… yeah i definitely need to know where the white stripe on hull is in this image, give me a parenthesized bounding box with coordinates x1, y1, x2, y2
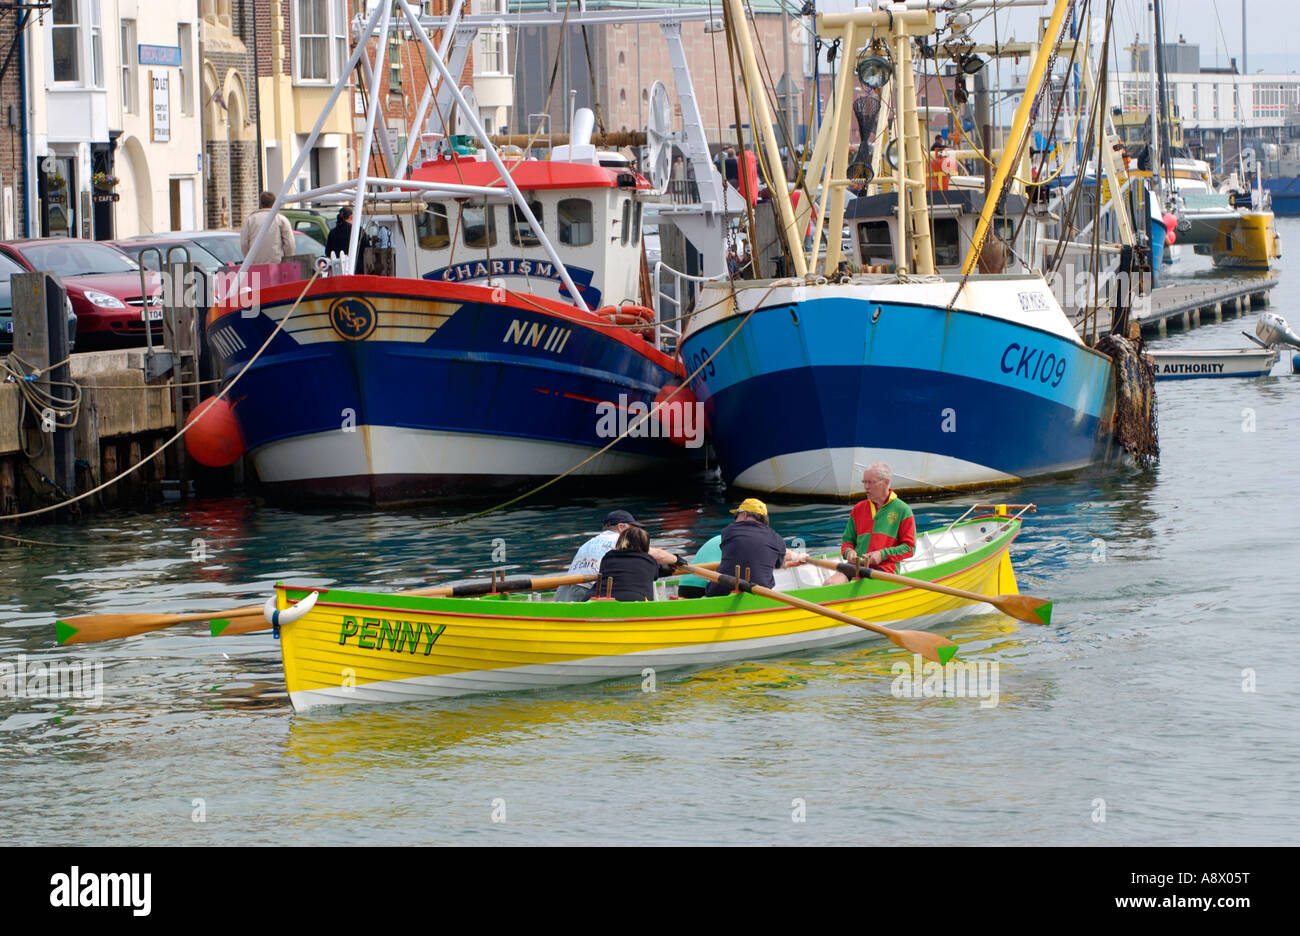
(730, 446, 1023, 498)
(288, 606, 977, 712)
(252, 424, 667, 484)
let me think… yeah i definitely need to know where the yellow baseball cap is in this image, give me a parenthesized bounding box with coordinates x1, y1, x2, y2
(730, 497, 768, 517)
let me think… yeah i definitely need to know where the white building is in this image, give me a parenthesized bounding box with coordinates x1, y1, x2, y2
(23, 0, 204, 238)
(472, 0, 513, 135)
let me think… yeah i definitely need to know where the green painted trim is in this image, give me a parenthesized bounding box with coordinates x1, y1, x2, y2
(1034, 602, 1053, 626)
(938, 645, 959, 664)
(282, 519, 1021, 622)
(210, 619, 231, 637)
(54, 620, 76, 645)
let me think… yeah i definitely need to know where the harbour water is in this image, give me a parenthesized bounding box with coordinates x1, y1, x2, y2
(2, 221, 1298, 845)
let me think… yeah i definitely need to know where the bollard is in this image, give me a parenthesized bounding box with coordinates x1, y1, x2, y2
(11, 272, 75, 498)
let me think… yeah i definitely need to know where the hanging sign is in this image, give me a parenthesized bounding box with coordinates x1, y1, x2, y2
(151, 71, 170, 143)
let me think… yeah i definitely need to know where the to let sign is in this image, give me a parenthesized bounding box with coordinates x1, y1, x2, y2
(151, 71, 170, 143)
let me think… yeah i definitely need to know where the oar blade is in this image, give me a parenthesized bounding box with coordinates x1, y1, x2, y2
(887, 628, 959, 664)
(996, 594, 1054, 626)
(211, 617, 270, 638)
(55, 613, 182, 646)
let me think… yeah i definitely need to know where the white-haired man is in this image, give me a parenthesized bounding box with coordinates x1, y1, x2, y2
(825, 462, 915, 585)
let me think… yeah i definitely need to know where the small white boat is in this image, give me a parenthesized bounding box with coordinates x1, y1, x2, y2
(1149, 348, 1278, 380)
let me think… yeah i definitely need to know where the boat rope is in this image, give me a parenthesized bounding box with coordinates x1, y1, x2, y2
(3, 352, 83, 461)
(1, 265, 324, 522)
(421, 279, 790, 531)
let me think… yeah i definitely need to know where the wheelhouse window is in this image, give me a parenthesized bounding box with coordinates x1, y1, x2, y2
(632, 202, 642, 244)
(509, 201, 543, 247)
(461, 203, 497, 248)
(619, 199, 632, 245)
(857, 221, 894, 264)
(51, 0, 81, 83)
(416, 204, 450, 249)
(558, 198, 593, 246)
(932, 219, 960, 267)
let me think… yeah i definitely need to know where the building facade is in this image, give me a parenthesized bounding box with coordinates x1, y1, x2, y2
(20, 0, 204, 239)
(201, 0, 261, 229)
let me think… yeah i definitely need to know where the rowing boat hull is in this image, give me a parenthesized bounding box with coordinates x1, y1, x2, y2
(276, 518, 1022, 712)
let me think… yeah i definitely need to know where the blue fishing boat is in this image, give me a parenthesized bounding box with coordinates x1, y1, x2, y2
(679, 0, 1146, 498)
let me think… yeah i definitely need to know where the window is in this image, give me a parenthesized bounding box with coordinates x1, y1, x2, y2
(475, 0, 508, 75)
(417, 204, 450, 249)
(51, 0, 80, 82)
(558, 198, 593, 246)
(389, 35, 402, 92)
(632, 202, 642, 244)
(295, 0, 347, 83)
(461, 203, 497, 248)
(509, 201, 543, 246)
(931, 219, 960, 267)
(619, 198, 631, 245)
(857, 221, 893, 264)
(121, 19, 136, 113)
(90, 0, 103, 86)
(179, 23, 193, 116)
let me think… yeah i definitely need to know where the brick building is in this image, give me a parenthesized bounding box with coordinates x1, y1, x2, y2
(201, 0, 261, 229)
(0, 6, 30, 238)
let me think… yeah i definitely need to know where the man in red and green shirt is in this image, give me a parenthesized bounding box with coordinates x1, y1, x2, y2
(826, 462, 915, 584)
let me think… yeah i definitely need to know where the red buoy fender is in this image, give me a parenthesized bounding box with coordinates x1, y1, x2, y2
(653, 382, 701, 447)
(184, 397, 246, 468)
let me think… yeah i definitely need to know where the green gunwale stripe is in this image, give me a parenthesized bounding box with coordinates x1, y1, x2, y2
(280, 519, 1018, 621)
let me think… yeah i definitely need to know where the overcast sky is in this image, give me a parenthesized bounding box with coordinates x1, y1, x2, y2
(814, 0, 1300, 75)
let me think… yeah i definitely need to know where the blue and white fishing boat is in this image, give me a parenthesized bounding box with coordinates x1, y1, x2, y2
(680, 0, 1142, 498)
(204, 2, 714, 503)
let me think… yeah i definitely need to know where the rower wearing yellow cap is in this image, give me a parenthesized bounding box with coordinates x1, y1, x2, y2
(704, 498, 810, 597)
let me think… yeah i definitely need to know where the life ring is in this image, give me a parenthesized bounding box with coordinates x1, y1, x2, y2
(598, 304, 656, 337)
(263, 590, 320, 629)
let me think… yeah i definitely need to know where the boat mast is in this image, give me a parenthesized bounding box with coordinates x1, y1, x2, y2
(961, 0, 1074, 275)
(721, 0, 807, 276)
(1154, 0, 1164, 197)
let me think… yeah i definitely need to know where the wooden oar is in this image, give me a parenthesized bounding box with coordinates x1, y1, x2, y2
(210, 560, 726, 637)
(803, 556, 1052, 626)
(56, 560, 726, 645)
(208, 571, 608, 637)
(55, 572, 602, 645)
(676, 562, 958, 664)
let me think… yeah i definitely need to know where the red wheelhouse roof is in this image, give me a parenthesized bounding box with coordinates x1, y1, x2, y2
(411, 156, 652, 192)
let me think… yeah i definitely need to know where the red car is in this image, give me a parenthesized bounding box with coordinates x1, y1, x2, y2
(0, 239, 162, 348)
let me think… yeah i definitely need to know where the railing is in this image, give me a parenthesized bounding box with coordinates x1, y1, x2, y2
(652, 260, 727, 352)
(666, 178, 700, 205)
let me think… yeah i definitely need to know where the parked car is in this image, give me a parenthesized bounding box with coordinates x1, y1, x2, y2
(185, 230, 325, 265)
(111, 234, 228, 274)
(283, 208, 331, 246)
(0, 239, 161, 348)
(0, 250, 78, 353)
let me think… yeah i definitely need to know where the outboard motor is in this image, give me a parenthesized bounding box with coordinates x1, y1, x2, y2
(1256, 312, 1300, 350)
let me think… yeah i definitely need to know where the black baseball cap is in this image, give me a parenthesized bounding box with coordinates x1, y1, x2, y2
(604, 509, 644, 528)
